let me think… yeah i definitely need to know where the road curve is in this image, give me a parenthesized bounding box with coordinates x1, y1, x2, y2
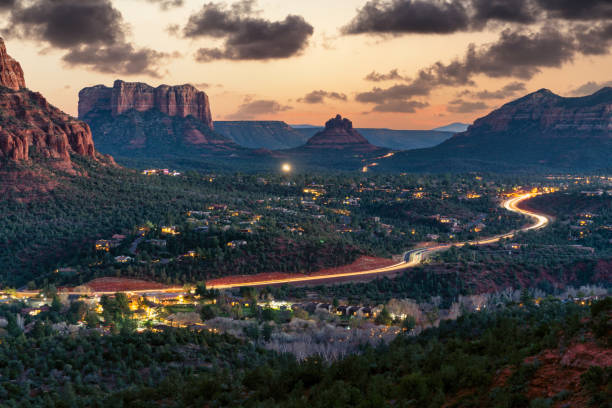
(9, 193, 550, 296)
(208, 193, 550, 289)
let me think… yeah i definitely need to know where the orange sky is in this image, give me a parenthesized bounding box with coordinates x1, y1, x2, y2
(6, 0, 612, 129)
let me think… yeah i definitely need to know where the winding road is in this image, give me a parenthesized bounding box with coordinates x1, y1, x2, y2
(207, 193, 551, 289)
(8, 193, 550, 297)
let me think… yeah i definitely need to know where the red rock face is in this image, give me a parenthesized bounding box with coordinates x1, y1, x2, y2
(305, 114, 377, 151)
(0, 39, 98, 167)
(78, 80, 214, 129)
(463, 88, 612, 136)
(0, 38, 25, 91)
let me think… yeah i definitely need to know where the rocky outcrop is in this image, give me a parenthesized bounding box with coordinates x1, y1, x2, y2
(0, 38, 25, 91)
(304, 114, 378, 151)
(79, 80, 214, 129)
(0, 38, 98, 167)
(376, 88, 612, 172)
(463, 88, 612, 136)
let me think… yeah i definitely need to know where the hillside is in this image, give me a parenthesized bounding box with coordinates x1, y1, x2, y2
(214, 121, 309, 149)
(376, 88, 612, 172)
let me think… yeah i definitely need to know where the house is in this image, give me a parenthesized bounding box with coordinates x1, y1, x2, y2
(114, 255, 132, 263)
(161, 226, 180, 236)
(227, 240, 247, 248)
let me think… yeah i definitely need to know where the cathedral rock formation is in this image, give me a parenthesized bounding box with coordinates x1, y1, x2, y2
(78, 80, 214, 129)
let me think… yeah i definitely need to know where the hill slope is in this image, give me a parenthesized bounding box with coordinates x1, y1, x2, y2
(377, 88, 612, 172)
(214, 121, 309, 149)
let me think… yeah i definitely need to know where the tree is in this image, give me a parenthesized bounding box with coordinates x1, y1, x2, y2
(86, 311, 100, 328)
(375, 307, 392, 326)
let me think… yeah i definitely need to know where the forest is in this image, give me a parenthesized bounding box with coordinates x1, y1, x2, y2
(1, 296, 609, 407)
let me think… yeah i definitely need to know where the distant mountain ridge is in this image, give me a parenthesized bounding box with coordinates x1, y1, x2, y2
(214, 121, 452, 150)
(214, 121, 309, 150)
(377, 88, 612, 172)
(432, 122, 470, 133)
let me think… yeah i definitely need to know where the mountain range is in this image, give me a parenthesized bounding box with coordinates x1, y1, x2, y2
(375, 88, 612, 172)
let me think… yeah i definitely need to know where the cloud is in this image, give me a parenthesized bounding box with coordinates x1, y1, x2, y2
(573, 22, 612, 55)
(372, 100, 429, 113)
(145, 0, 184, 10)
(447, 99, 488, 113)
(471, 0, 538, 25)
(0, 0, 17, 11)
(228, 99, 292, 119)
(62, 44, 169, 77)
(357, 26, 582, 108)
(298, 90, 347, 104)
(5, 0, 169, 76)
(364, 69, 406, 82)
(568, 80, 612, 96)
(183, 0, 313, 61)
(460, 81, 526, 99)
(535, 0, 612, 21)
(343, 0, 612, 37)
(343, 0, 470, 35)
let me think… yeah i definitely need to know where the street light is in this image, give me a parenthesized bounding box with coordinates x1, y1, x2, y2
(281, 163, 292, 173)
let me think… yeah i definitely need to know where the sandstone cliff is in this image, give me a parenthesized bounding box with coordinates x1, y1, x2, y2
(79, 80, 214, 129)
(304, 114, 378, 152)
(0, 38, 25, 91)
(0, 38, 97, 167)
(376, 88, 612, 172)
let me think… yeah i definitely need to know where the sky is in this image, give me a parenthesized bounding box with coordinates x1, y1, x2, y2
(2, 0, 611, 129)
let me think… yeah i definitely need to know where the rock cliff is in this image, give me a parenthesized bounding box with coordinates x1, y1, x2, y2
(79, 80, 214, 129)
(0, 38, 97, 167)
(0, 38, 25, 91)
(304, 115, 378, 151)
(376, 88, 612, 172)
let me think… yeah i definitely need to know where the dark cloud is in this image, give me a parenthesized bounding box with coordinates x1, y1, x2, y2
(357, 27, 589, 111)
(536, 0, 612, 20)
(447, 99, 488, 113)
(573, 22, 612, 55)
(0, 0, 16, 11)
(5, 0, 169, 76)
(460, 81, 526, 99)
(228, 99, 292, 119)
(343, 0, 612, 37)
(568, 80, 612, 96)
(472, 0, 538, 25)
(62, 44, 169, 77)
(364, 69, 406, 82)
(372, 100, 429, 113)
(9, 0, 123, 48)
(298, 90, 347, 104)
(343, 0, 470, 35)
(146, 0, 184, 10)
(183, 0, 313, 61)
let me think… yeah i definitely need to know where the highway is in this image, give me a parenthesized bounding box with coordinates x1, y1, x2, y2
(207, 193, 550, 289)
(9, 193, 550, 296)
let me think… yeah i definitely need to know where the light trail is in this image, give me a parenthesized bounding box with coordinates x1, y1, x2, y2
(8, 193, 550, 295)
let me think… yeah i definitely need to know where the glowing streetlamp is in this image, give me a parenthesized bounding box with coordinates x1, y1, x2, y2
(281, 163, 292, 173)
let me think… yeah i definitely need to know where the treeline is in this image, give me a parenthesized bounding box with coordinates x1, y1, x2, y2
(3, 297, 607, 406)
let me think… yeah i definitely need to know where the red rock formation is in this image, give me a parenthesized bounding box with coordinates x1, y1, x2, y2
(78, 80, 214, 129)
(0, 38, 98, 167)
(304, 114, 378, 151)
(462, 88, 612, 136)
(0, 38, 25, 91)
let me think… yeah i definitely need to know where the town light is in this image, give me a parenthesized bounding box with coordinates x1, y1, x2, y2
(281, 163, 292, 173)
